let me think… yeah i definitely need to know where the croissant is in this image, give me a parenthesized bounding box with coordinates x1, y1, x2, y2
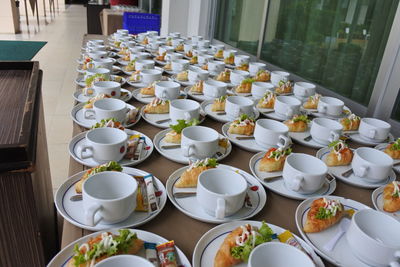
(304, 198, 344, 233)
(325, 148, 353, 166)
(228, 123, 254, 136)
(284, 120, 307, 132)
(259, 148, 287, 172)
(175, 165, 214, 188)
(214, 226, 244, 267)
(383, 182, 400, 212)
(384, 143, 400, 159)
(164, 130, 181, 144)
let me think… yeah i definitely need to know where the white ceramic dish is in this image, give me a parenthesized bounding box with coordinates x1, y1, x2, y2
(121, 66, 164, 76)
(171, 74, 195, 87)
(76, 65, 121, 75)
(289, 127, 326, 149)
(200, 100, 259, 123)
(117, 58, 130, 66)
(154, 59, 167, 66)
(75, 75, 126, 87)
(131, 87, 186, 104)
(166, 165, 266, 223)
(375, 143, 400, 173)
(301, 106, 351, 119)
(372, 185, 400, 221)
(140, 105, 201, 129)
(126, 76, 171, 88)
(73, 88, 132, 103)
(349, 132, 395, 146)
(259, 110, 288, 121)
(192, 220, 324, 267)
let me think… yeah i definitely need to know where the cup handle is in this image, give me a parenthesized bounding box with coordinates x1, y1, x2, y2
(277, 135, 291, 149)
(390, 250, 400, 267)
(355, 165, 368, 177)
(317, 103, 327, 114)
(233, 107, 241, 118)
(285, 108, 294, 118)
(184, 112, 191, 120)
(80, 145, 94, 159)
(84, 109, 96, 120)
(368, 129, 376, 139)
(161, 90, 167, 100)
(181, 144, 195, 157)
(329, 131, 340, 143)
(215, 198, 225, 219)
(288, 175, 303, 191)
(85, 203, 103, 226)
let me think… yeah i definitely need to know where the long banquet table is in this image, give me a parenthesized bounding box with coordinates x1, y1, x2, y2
(60, 34, 391, 266)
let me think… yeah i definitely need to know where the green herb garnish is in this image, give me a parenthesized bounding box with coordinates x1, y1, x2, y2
(241, 78, 255, 84)
(85, 73, 108, 87)
(391, 138, 400, 151)
(92, 118, 118, 129)
(268, 147, 292, 159)
(278, 80, 286, 87)
(292, 115, 309, 123)
(169, 118, 199, 134)
(238, 113, 255, 122)
(315, 207, 333, 219)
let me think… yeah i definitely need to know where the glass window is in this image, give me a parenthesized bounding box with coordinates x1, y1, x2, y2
(214, 0, 265, 55)
(260, 0, 399, 106)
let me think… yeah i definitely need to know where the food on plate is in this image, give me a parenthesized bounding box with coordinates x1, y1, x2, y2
(216, 69, 230, 82)
(256, 91, 276, 109)
(218, 138, 229, 149)
(124, 133, 144, 160)
(185, 50, 193, 58)
(82, 86, 94, 96)
(67, 230, 144, 267)
(254, 70, 270, 82)
(113, 41, 121, 48)
(144, 242, 158, 265)
(85, 73, 108, 88)
(190, 80, 204, 93)
(156, 240, 178, 267)
(175, 43, 184, 52)
(228, 114, 256, 136)
(201, 64, 208, 71)
(126, 108, 139, 124)
(129, 70, 141, 82)
(224, 53, 234, 65)
(259, 147, 292, 172)
(118, 47, 129, 55)
(340, 113, 360, 131)
(125, 60, 136, 72)
(83, 93, 111, 109)
(211, 95, 227, 112)
(235, 63, 249, 72)
(122, 54, 130, 62)
(176, 70, 188, 81)
(165, 119, 199, 144)
(214, 221, 275, 267)
(275, 80, 293, 94)
(155, 52, 166, 62)
(189, 56, 198, 64)
(166, 38, 172, 47)
(81, 56, 92, 70)
(303, 198, 345, 233)
(140, 82, 156, 96)
(384, 138, 400, 159)
(235, 78, 254, 94)
(303, 93, 321, 109)
(112, 75, 123, 83)
(284, 114, 309, 132)
(325, 140, 353, 167)
(383, 181, 400, 212)
(163, 62, 172, 71)
(141, 37, 149, 45)
(92, 118, 125, 130)
(75, 161, 123, 193)
(214, 49, 223, 59)
(175, 158, 218, 188)
(143, 98, 170, 114)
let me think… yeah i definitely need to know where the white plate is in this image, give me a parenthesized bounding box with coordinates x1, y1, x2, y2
(141, 106, 205, 129)
(249, 151, 336, 200)
(171, 74, 195, 87)
(295, 196, 371, 266)
(200, 100, 260, 123)
(75, 75, 127, 87)
(70, 102, 140, 129)
(231, 86, 252, 97)
(375, 143, 400, 173)
(127, 76, 171, 88)
(301, 106, 351, 119)
(192, 220, 324, 267)
(225, 63, 235, 69)
(69, 130, 153, 167)
(76, 65, 120, 75)
(256, 106, 275, 117)
(131, 87, 186, 104)
(183, 86, 211, 102)
(372, 185, 400, 221)
(260, 109, 288, 121)
(316, 147, 397, 189)
(54, 167, 167, 231)
(121, 66, 164, 76)
(154, 129, 231, 164)
(117, 58, 130, 66)
(289, 128, 326, 149)
(349, 132, 395, 146)
(166, 165, 266, 223)
(154, 59, 167, 66)
(210, 76, 234, 87)
(165, 69, 180, 75)
(73, 88, 132, 103)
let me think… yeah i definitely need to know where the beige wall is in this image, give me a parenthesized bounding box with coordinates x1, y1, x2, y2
(0, 0, 20, 33)
(237, 0, 265, 42)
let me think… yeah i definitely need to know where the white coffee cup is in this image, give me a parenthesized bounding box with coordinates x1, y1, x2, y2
(203, 80, 227, 99)
(84, 98, 129, 123)
(140, 69, 162, 84)
(210, 44, 224, 53)
(171, 38, 184, 48)
(82, 171, 136, 226)
(198, 39, 210, 48)
(136, 33, 147, 42)
(159, 46, 174, 56)
(147, 30, 158, 36)
(274, 96, 301, 119)
(95, 255, 154, 267)
(170, 32, 181, 38)
(181, 126, 219, 159)
(122, 41, 136, 49)
(207, 60, 225, 75)
(283, 153, 328, 194)
(346, 209, 400, 267)
(87, 45, 107, 52)
(188, 66, 209, 83)
(234, 55, 250, 66)
(171, 59, 190, 72)
(191, 35, 203, 44)
(88, 51, 108, 60)
(230, 70, 250, 85)
(155, 81, 181, 100)
(271, 71, 290, 86)
(310, 118, 343, 145)
(169, 99, 200, 124)
(184, 43, 197, 53)
(130, 45, 145, 53)
(223, 49, 237, 59)
(80, 127, 128, 163)
(254, 119, 291, 149)
(130, 52, 150, 61)
(225, 96, 254, 119)
(150, 41, 163, 51)
(87, 58, 114, 71)
(251, 82, 274, 99)
(359, 118, 391, 142)
(198, 54, 214, 65)
(166, 52, 184, 62)
(249, 242, 315, 267)
(249, 62, 267, 76)
(197, 168, 247, 219)
(317, 96, 344, 116)
(351, 147, 393, 182)
(88, 39, 104, 46)
(116, 29, 129, 35)
(135, 59, 155, 71)
(84, 67, 111, 81)
(293, 82, 316, 99)
(93, 81, 121, 98)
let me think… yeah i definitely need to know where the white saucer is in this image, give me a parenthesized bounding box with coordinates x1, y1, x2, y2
(165, 69, 179, 75)
(171, 75, 194, 87)
(132, 88, 186, 104)
(166, 164, 266, 223)
(260, 109, 288, 121)
(76, 65, 120, 75)
(256, 106, 275, 117)
(200, 100, 260, 123)
(375, 143, 400, 172)
(349, 132, 395, 146)
(127, 76, 171, 88)
(289, 128, 326, 149)
(116, 58, 130, 65)
(295, 196, 371, 266)
(70, 102, 140, 129)
(48, 228, 191, 267)
(154, 59, 167, 65)
(372, 185, 400, 221)
(210, 77, 234, 87)
(54, 167, 167, 231)
(183, 86, 211, 102)
(232, 86, 252, 97)
(224, 63, 235, 69)
(316, 147, 397, 189)
(141, 106, 205, 129)
(73, 88, 132, 103)
(301, 106, 351, 119)
(154, 129, 231, 164)
(75, 75, 127, 87)
(249, 151, 336, 200)
(193, 220, 324, 267)
(69, 130, 153, 167)
(121, 66, 164, 76)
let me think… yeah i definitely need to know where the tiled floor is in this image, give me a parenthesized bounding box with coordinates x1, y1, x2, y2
(0, 5, 87, 192)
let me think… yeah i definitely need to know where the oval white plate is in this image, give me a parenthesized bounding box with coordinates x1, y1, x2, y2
(154, 129, 231, 164)
(295, 196, 371, 266)
(375, 143, 400, 173)
(192, 220, 324, 267)
(154, 59, 167, 66)
(75, 75, 127, 87)
(171, 74, 195, 87)
(117, 58, 130, 66)
(121, 66, 164, 76)
(47, 228, 191, 267)
(301, 105, 351, 119)
(349, 132, 395, 146)
(69, 129, 153, 167)
(289, 128, 326, 149)
(166, 165, 266, 223)
(73, 88, 132, 103)
(76, 65, 121, 74)
(200, 100, 260, 123)
(372, 185, 400, 221)
(54, 167, 167, 231)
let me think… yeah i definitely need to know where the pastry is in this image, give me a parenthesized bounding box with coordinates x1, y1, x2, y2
(185, 50, 193, 58)
(211, 95, 227, 112)
(190, 80, 204, 93)
(176, 70, 188, 81)
(201, 64, 208, 71)
(175, 43, 184, 52)
(303, 198, 344, 233)
(235, 78, 254, 93)
(235, 63, 249, 72)
(113, 41, 121, 48)
(141, 37, 149, 45)
(214, 49, 223, 59)
(254, 70, 270, 82)
(384, 138, 400, 159)
(143, 98, 170, 114)
(83, 93, 111, 109)
(92, 118, 125, 130)
(165, 119, 199, 144)
(228, 114, 256, 136)
(117, 47, 128, 55)
(340, 113, 361, 131)
(67, 230, 143, 267)
(125, 60, 136, 72)
(303, 93, 321, 109)
(140, 82, 156, 96)
(325, 140, 353, 166)
(163, 62, 172, 71)
(155, 52, 166, 62)
(216, 69, 230, 83)
(122, 54, 130, 61)
(190, 56, 198, 64)
(284, 115, 309, 132)
(224, 53, 234, 65)
(383, 181, 400, 212)
(175, 158, 218, 188)
(256, 91, 276, 109)
(129, 70, 141, 82)
(259, 147, 292, 172)
(275, 81, 293, 94)
(85, 73, 108, 88)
